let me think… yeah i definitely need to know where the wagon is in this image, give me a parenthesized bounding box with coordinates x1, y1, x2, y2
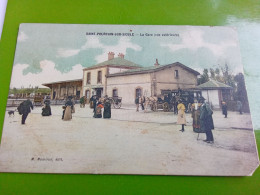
(162, 89, 204, 113)
(33, 95, 44, 106)
(108, 96, 122, 109)
(146, 96, 171, 112)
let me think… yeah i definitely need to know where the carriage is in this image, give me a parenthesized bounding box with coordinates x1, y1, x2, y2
(33, 95, 44, 106)
(145, 89, 203, 112)
(164, 89, 203, 113)
(107, 96, 122, 109)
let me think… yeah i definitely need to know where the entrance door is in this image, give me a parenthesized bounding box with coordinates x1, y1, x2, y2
(96, 88, 103, 98)
(76, 91, 80, 99)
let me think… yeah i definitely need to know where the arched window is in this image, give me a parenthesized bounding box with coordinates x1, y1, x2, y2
(112, 89, 118, 97)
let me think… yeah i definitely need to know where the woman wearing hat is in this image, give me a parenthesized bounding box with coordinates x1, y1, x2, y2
(177, 99, 186, 132)
(62, 96, 73, 121)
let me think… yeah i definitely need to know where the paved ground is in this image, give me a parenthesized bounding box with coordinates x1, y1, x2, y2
(0, 104, 259, 175)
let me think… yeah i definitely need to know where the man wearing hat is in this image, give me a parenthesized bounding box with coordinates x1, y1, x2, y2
(200, 99, 214, 143)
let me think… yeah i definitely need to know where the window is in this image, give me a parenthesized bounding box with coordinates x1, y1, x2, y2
(97, 71, 102, 83)
(85, 90, 90, 98)
(113, 89, 118, 97)
(87, 72, 91, 84)
(174, 70, 179, 78)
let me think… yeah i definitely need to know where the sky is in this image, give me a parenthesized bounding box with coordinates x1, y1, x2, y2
(10, 24, 244, 88)
(0, 0, 7, 40)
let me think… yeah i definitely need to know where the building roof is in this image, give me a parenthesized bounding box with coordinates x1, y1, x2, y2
(42, 79, 82, 87)
(83, 57, 141, 70)
(107, 62, 200, 77)
(197, 80, 232, 90)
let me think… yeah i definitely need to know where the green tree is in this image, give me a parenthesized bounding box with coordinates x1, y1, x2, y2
(210, 68, 215, 80)
(198, 68, 209, 85)
(234, 73, 248, 102)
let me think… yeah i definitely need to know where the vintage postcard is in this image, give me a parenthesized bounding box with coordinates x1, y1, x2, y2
(0, 24, 259, 175)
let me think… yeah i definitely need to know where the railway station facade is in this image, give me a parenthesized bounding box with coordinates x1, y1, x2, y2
(43, 52, 200, 104)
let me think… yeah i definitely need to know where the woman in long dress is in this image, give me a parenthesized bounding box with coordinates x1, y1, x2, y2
(42, 98, 52, 116)
(191, 99, 201, 132)
(93, 101, 104, 118)
(63, 97, 73, 121)
(103, 99, 111, 118)
(177, 99, 186, 132)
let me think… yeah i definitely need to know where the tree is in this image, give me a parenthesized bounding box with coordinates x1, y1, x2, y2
(234, 73, 248, 103)
(210, 68, 215, 80)
(198, 68, 209, 85)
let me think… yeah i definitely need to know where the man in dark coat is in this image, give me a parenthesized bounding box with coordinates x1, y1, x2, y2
(200, 101, 214, 143)
(18, 99, 34, 124)
(221, 101, 228, 118)
(90, 95, 97, 113)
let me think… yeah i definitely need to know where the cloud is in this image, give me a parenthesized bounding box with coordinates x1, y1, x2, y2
(17, 31, 28, 42)
(56, 48, 81, 58)
(56, 36, 142, 62)
(10, 60, 83, 88)
(161, 28, 237, 57)
(81, 36, 104, 49)
(87, 36, 142, 63)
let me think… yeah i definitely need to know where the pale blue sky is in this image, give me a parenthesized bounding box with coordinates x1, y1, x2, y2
(0, 0, 7, 40)
(11, 24, 244, 89)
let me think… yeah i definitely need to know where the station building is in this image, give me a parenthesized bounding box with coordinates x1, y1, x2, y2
(43, 52, 200, 104)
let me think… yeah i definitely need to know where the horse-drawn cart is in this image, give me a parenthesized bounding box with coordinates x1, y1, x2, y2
(33, 95, 44, 106)
(145, 89, 204, 112)
(108, 96, 122, 109)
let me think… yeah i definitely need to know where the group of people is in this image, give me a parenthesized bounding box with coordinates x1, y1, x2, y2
(17, 94, 112, 124)
(135, 96, 145, 111)
(221, 100, 243, 118)
(177, 98, 215, 144)
(90, 95, 111, 119)
(17, 96, 52, 124)
(17, 93, 243, 145)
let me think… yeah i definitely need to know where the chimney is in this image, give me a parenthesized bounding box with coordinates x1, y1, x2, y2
(108, 52, 115, 60)
(118, 53, 125, 59)
(154, 59, 160, 66)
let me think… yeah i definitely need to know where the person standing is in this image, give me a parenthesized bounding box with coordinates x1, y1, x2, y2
(42, 97, 52, 116)
(103, 99, 111, 119)
(191, 98, 201, 132)
(237, 100, 243, 114)
(177, 99, 186, 132)
(90, 95, 94, 109)
(200, 100, 214, 143)
(94, 100, 104, 118)
(135, 96, 140, 112)
(62, 96, 73, 121)
(92, 96, 97, 113)
(18, 99, 34, 124)
(221, 101, 228, 118)
(172, 96, 178, 115)
(80, 96, 86, 108)
(140, 96, 145, 110)
(71, 97, 75, 113)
